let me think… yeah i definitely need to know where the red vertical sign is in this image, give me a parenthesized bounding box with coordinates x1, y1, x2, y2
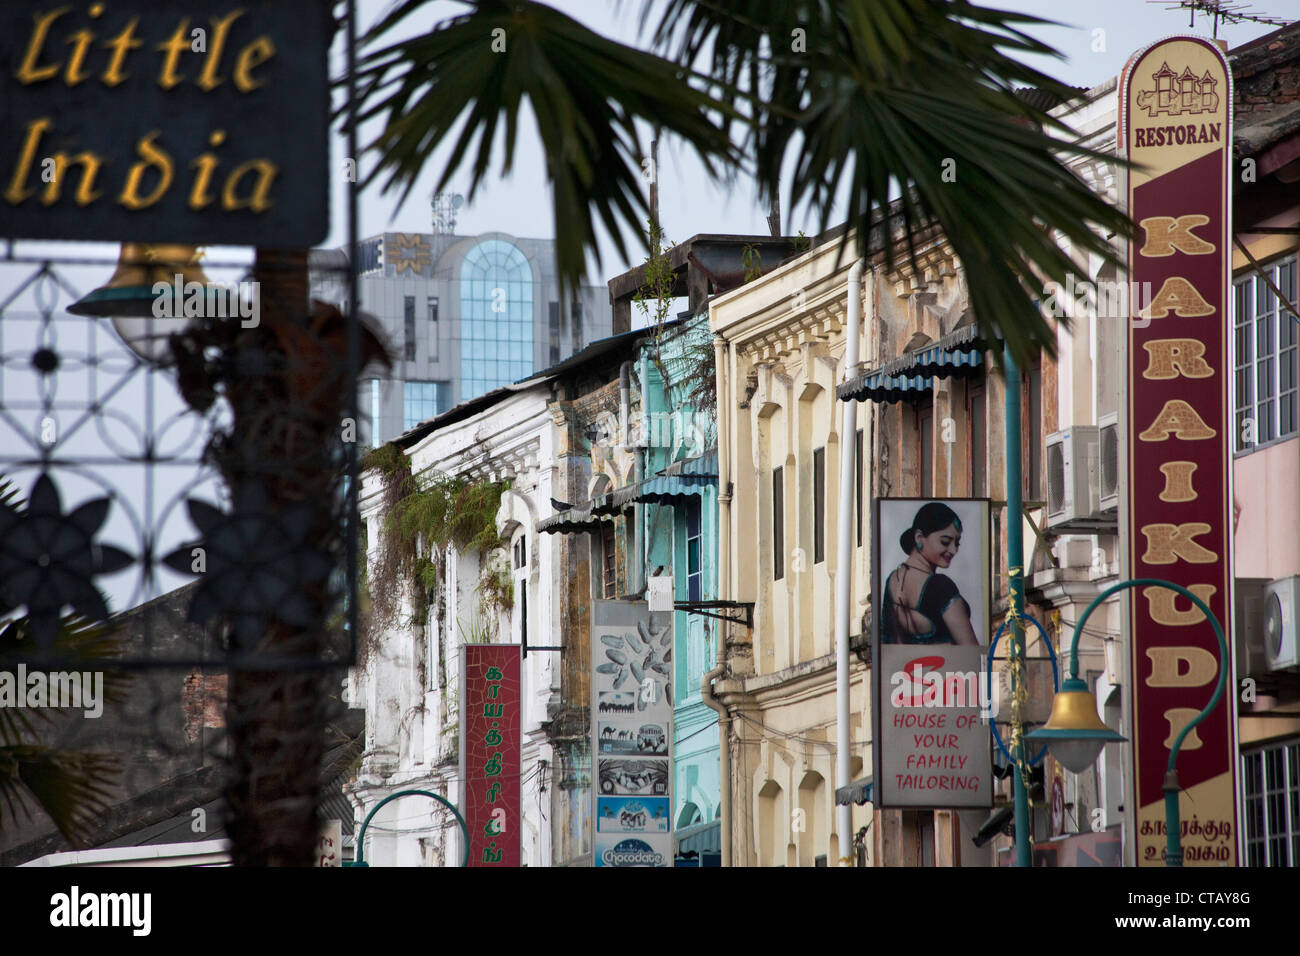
(460, 644, 521, 866)
(1121, 36, 1238, 866)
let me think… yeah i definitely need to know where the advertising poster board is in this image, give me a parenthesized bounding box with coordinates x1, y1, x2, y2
(873, 498, 993, 809)
(592, 601, 673, 867)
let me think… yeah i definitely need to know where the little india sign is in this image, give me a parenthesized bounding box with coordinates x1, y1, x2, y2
(1120, 35, 1238, 867)
(0, 1, 330, 245)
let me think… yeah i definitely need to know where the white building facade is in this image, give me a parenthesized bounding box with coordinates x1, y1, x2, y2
(348, 382, 562, 866)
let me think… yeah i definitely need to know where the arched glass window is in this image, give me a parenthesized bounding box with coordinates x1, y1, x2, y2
(460, 239, 534, 398)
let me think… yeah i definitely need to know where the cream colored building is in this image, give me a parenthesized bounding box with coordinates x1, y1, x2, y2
(710, 223, 1048, 866)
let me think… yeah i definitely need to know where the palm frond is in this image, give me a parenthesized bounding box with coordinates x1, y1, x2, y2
(353, 0, 743, 299)
(642, 0, 1134, 366)
(0, 745, 120, 847)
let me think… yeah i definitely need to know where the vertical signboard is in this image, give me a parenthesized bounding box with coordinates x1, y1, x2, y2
(872, 498, 993, 808)
(1120, 36, 1238, 866)
(460, 644, 522, 866)
(592, 601, 673, 867)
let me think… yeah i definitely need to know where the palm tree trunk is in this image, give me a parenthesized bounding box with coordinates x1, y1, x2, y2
(222, 249, 331, 867)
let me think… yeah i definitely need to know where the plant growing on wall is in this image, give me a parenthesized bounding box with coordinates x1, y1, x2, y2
(634, 218, 675, 331)
(360, 444, 512, 657)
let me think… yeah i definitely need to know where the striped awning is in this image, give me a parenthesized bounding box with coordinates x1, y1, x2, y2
(674, 819, 721, 856)
(537, 507, 613, 535)
(834, 776, 875, 807)
(592, 451, 717, 514)
(838, 325, 987, 404)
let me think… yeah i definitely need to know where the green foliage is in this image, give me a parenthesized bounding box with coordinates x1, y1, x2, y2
(642, 0, 1131, 367)
(354, 0, 741, 303)
(361, 445, 511, 640)
(355, 0, 1132, 371)
(741, 243, 762, 283)
(634, 218, 675, 329)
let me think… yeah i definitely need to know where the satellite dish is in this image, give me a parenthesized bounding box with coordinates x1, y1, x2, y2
(452, 194, 464, 209)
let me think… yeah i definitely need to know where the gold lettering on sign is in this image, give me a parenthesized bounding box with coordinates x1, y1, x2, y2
(1143, 339, 1214, 380)
(1137, 277, 1216, 320)
(103, 16, 143, 87)
(14, 7, 67, 85)
(1146, 646, 1218, 686)
(118, 131, 174, 210)
(221, 159, 277, 212)
(155, 18, 191, 90)
(1145, 584, 1217, 626)
(1139, 215, 1216, 257)
(1162, 708, 1204, 751)
(1139, 400, 1217, 441)
(4, 118, 52, 204)
(196, 11, 244, 91)
(1141, 522, 1218, 564)
(234, 37, 276, 92)
(1158, 461, 1198, 502)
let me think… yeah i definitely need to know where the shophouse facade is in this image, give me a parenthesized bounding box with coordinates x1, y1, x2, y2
(349, 378, 559, 867)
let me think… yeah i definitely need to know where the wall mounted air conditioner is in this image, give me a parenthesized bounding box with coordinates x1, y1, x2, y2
(1097, 412, 1119, 514)
(1046, 426, 1100, 530)
(1234, 578, 1271, 680)
(1264, 575, 1300, 671)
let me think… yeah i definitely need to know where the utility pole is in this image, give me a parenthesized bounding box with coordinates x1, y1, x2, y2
(1004, 345, 1032, 867)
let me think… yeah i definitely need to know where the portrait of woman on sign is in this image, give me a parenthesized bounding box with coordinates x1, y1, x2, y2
(878, 500, 987, 647)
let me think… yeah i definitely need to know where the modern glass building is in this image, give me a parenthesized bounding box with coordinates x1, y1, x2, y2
(309, 231, 612, 445)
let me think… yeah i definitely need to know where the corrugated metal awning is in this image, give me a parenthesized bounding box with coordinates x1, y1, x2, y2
(838, 326, 987, 404)
(537, 507, 614, 535)
(592, 450, 718, 514)
(834, 776, 874, 806)
(674, 818, 721, 855)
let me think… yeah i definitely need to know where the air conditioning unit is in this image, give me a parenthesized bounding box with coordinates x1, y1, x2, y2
(1264, 576, 1300, 671)
(1097, 412, 1119, 513)
(1234, 578, 1271, 679)
(1046, 426, 1100, 530)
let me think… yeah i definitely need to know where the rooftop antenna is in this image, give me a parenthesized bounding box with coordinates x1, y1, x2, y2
(431, 192, 463, 234)
(1150, 1, 1294, 37)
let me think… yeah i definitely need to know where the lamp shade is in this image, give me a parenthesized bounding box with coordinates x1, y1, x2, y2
(68, 244, 209, 364)
(1025, 677, 1127, 773)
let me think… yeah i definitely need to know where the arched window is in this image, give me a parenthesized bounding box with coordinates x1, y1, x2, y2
(460, 239, 534, 398)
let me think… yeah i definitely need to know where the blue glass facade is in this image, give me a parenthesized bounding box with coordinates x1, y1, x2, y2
(460, 239, 534, 398)
(403, 381, 450, 431)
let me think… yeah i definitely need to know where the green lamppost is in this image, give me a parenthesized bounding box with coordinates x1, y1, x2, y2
(346, 789, 470, 867)
(1027, 578, 1228, 867)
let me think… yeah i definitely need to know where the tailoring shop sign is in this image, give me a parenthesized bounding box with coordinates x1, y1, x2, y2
(872, 497, 993, 808)
(460, 644, 522, 866)
(0, 1, 330, 245)
(1120, 35, 1238, 866)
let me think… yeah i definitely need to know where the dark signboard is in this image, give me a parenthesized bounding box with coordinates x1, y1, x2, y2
(1, 1, 331, 245)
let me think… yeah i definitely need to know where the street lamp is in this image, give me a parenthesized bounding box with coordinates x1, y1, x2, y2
(1028, 577, 1228, 867)
(67, 243, 210, 364)
(1027, 675, 1126, 773)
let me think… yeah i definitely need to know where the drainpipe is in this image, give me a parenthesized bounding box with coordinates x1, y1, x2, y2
(703, 333, 732, 866)
(621, 360, 644, 596)
(835, 260, 866, 864)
